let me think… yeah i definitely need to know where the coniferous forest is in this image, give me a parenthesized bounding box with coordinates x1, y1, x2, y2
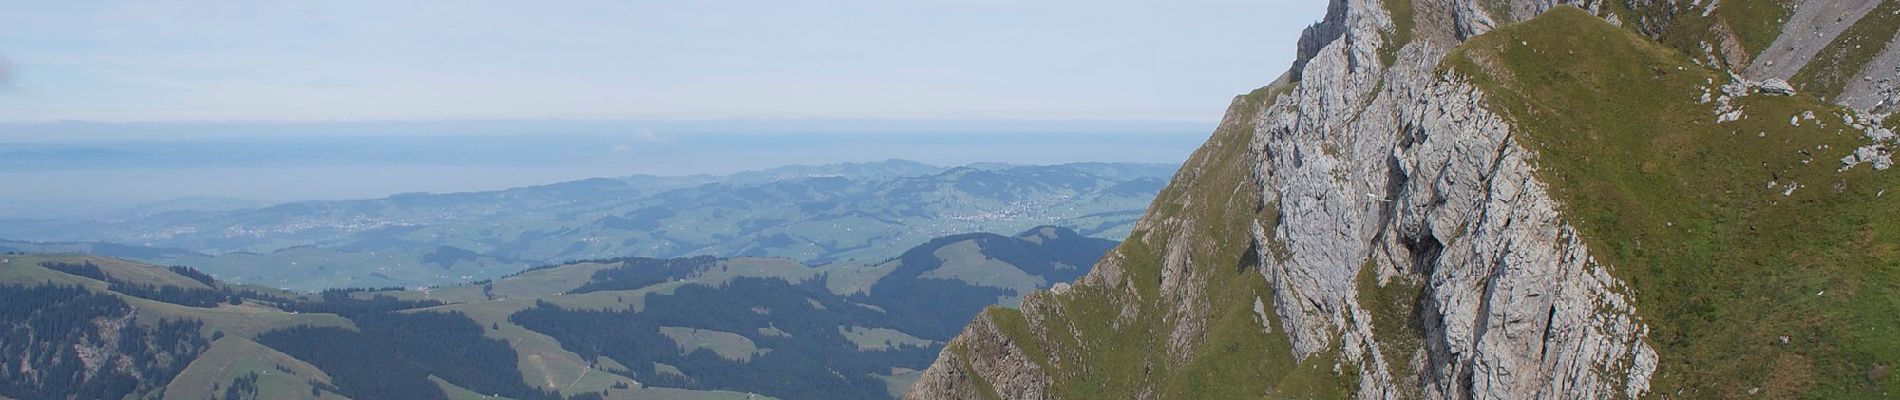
(0, 284, 209, 400)
(0, 226, 1115, 399)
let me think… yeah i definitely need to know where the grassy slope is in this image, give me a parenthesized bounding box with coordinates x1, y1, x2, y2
(86, 256, 213, 290)
(822, 260, 901, 296)
(839, 326, 937, 351)
(1354, 261, 1425, 396)
(876, 369, 924, 399)
(386, 257, 795, 398)
(164, 336, 350, 400)
(1378, 0, 1415, 67)
(620, 387, 781, 400)
(159, 246, 531, 291)
(0, 254, 353, 338)
(919, 241, 1045, 295)
(131, 297, 353, 338)
(386, 257, 798, 398)
(959, 83, 1358, 399)
(0, 254, 101, 287)
(5, 252, 916, 399)
(376, 261, 623, 304)
(685, 257, 821, 288)
(1612, 0, 1790, 72)
(659, 327, 766, 362)
(0, 254, 197, 288)
(405, 300, 641, 397)
(1717, 0, 1795, 56)
(432, 375, 516, 400)
(0, 254, 357, 399)
(1448, 7, 1898, 398)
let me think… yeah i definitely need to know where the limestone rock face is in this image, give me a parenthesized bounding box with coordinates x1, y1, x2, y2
(907, 0, 1896, 399)
(1246, 1, 1656, 398)
(1760, 78, 1799, 96)
(907, 314, 1052, 400)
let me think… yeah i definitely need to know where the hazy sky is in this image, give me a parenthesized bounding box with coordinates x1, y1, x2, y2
(0, 1, 1332, 218)
(0, 0, 1329, 123)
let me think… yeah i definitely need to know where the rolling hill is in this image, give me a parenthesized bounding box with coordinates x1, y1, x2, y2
(0, 226, 1113, 400)
(0, 161, 1170, 292)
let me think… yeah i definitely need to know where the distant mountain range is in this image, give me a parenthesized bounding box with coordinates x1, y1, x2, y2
(0, 225, 1115, 400)
(0, 160, 1173, 291)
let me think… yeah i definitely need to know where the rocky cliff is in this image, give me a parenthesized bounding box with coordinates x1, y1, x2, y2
(909, 0, 1900, 398)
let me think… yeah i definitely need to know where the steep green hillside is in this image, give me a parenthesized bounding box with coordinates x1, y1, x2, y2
(1447, 7, 1900, 397)
(931, 83, 1360, 398)
(864, 226, 1119, 339)
(913, 3, 1900, 399)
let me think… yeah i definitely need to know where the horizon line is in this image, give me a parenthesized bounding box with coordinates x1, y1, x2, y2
(0, 115, 1220, 125)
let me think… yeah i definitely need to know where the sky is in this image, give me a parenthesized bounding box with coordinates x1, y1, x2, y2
(0, 129, 1214, 217)
(0, 0, 1329, 123)
(0, 0, 1331, 217)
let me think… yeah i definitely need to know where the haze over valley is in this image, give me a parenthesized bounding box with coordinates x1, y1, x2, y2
(0, 1, 1359, 398)
(0, 121, 1208, 218)
(7, 0, 1896, 399)
(3, 158, 1179, 291)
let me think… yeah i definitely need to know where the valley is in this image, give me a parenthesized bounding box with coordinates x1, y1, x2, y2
(7, 0, 1900, 398)
(0, 160, 1170, 291)
(0, 224, 1114, 399)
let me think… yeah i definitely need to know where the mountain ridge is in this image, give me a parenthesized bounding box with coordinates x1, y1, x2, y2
(908, 1, 1900, 399)
(0, 161, 1173, 291)
(0, 225, 1118, 400)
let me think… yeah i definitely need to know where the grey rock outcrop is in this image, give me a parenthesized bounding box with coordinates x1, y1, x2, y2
(908, 314, 1052, 400)
(1760, 78, 1799, 95)
(1248, 1, 1656, 398)
(907, 0, 1898, 399)
(1293, 0, 1352, 81)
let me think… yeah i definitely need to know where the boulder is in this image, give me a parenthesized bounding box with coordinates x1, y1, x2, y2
(1758, 79, 1798, 96)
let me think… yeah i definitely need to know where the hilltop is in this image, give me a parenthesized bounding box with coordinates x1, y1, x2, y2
(0, 225, 1114, 400)
(0, 160, 1171, 291)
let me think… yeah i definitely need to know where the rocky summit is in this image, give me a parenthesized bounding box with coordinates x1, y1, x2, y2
(908, 0, 1900, 399)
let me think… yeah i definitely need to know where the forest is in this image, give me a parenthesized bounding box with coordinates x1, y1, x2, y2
(0, 284, 208, 400)
(0, 226, 1116, 399)
(514, 277, 939, 400)
(258, 311, 562, 400)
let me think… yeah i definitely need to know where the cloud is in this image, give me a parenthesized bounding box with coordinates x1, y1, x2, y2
(630, 129, 671, 143)
(611, 129, 672, 152)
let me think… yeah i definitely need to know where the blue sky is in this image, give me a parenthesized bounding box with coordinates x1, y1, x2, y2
(0, 0, 1329, 123)
(0, 1, 1331, 216)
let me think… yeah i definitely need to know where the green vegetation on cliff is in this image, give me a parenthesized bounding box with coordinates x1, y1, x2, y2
(1449, 7, 1899, 397)
(1716, 0, 1795, 55)
(959, 84, 1359, 399)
